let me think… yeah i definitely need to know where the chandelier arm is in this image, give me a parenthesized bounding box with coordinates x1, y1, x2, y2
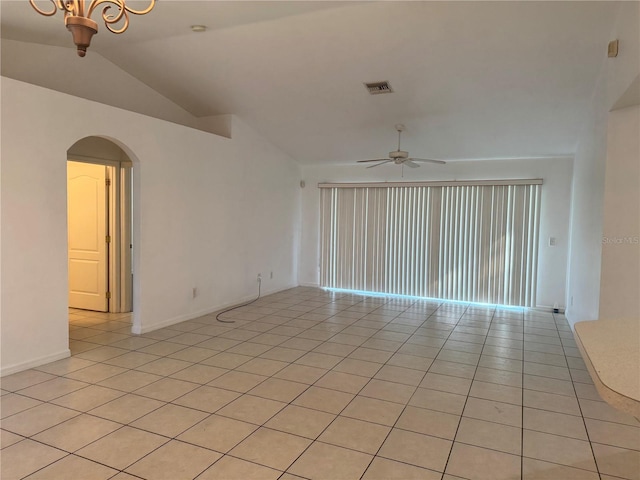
(87, 0, 156, 18)
(103, 8, 130, 34)
(59, 0, 77, 15)
(29, 0, 59, 16)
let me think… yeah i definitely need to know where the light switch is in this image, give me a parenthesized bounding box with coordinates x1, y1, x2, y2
(549, 237, 557, 247)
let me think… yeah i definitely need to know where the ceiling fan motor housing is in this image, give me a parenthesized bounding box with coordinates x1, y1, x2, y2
(390, 150, 409, 160)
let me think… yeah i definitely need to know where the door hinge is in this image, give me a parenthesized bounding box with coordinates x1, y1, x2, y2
(106, 178, 111, 186)
(106, 291, 112, 299)
(106, 235, 111, 243)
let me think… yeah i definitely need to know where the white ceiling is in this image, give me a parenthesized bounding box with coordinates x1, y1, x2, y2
(0, 1, 624, 165)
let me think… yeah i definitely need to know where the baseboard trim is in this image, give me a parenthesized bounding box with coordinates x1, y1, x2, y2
(132, 283, 299, 334)
(298, 282, 320, 288)
(1, 349, 71, 377)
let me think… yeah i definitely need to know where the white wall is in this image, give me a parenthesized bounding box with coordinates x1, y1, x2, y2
(299, 157, 573, 310)
(0, 78, 301, 375)
(565, 2, 639, 326)
(599, 105, 640, 320)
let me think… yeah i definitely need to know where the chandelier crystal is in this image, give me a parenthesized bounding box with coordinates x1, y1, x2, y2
(29, 0, 156, 57)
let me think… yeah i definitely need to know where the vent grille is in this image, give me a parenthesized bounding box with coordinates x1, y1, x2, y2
(365, 81, 393, 95)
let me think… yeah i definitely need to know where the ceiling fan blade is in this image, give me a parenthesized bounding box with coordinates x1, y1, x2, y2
(404, 160, 420, 168)
(366, 160, 392, 169)
(357, 159, 391, 163)
(409, 158, 447, 165)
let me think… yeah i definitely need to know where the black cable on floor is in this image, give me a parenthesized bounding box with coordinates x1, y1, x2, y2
(216, 278, 262, 324)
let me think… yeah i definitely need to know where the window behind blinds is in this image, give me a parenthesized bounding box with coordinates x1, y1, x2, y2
(319, 181, 541, 307)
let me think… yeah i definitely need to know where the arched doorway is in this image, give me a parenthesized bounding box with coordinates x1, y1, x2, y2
(67, 136, 134, 314)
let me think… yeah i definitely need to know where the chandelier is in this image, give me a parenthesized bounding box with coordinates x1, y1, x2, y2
(29, 0, 156, 57)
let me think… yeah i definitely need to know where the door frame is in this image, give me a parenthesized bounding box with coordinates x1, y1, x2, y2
(67, 153, 133, 313)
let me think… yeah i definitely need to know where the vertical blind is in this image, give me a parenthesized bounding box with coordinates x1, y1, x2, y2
(319, 180, 542, 307)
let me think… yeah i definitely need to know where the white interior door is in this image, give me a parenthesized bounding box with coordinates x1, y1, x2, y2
(68, 161, 108, 311)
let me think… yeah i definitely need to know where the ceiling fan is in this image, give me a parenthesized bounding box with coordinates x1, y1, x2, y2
(357, 124, 447, 169)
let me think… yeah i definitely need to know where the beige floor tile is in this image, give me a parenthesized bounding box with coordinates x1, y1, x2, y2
(76, 426, 167, 470)
(33, 413, 121, 452)
(386, 353, 433, 371)
(463, 397, 522, 427)
(260, 346, 306, 362)
(236, 358, 290, 376)
(228, 342, 277, 356)
(474, 366, 522, 388)
(168, 346, 217, 363)
(24, 454, 119, 480)
(523, 429, 597, 471)
(178, 414, 257, 452)
(349, 347, 394, 363)
(103, 351, 160, 368)
(585, 418, 640, 450)
(230, 427, 312, 471)
(274, 364, 329, 384)
(374, 365, 425, 386)
(312, 342, 357, 357)
(396, 405, 460, 440)
(378, 428, 452, 471)
(445, 442, 520, 480)
(522, 458, 600, 479)
(1, 403, 79, 436)
(125, 440, 220, 479)
(265, 405, 336, 439)
(172, 385, 240, 413)
(295, 352, 343, 369)
(319, 416, 390, 454)
(592, 442, 640, 480)
(131, 404, 208, 437)
(50, 385, 124, 412)
(360, 379, 415, 404)
(362, 457, 441, 480)
(135, 357, 193, 376)
(34, 357, 96, 376)
(420, 372, 472, 395)
(523, 374, 576, 397)
(169, 364, 228, 384)
(573, 382, 604, 401)
(333, 358, 382, 377)
(579, 397, 640, 426)
(97, 370, 163, 392)
(134, 377, 199, 402)
(138, 341, 188, 356)
(293, 386, 354, 414)
(198, 456, 282, 480)
(523, 389, 581, 416)
(288, 441, 372, 480)
(201, 352, 253, 369)
(208, 371, 269, 392)
(436, 349, 481, 366)
(409, 387, 467, 415)
(1, 393, 43, 419)
(0, 439, 67, 480)
(314, 371, 369, 394)
(455, 416, 521, 455)
(523, 407, 588, 440)
(524, 362, 571, 381)
(248, 377, 308, 402)
(17, 377, 90, 401)
(429, 360, 476, 379)
(0, 370, 56, 391)
(478, 355, 522, 373)
(217, 394, 286, 424)
(1, 430, 24, 449)
(89, 393, 165, 424)
(470, 380, 523, 405)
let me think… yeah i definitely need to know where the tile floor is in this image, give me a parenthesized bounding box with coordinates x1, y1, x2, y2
(1, 287, 639, 480)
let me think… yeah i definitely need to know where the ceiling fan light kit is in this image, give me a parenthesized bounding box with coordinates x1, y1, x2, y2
(357, 124, 447, 171)
(29, 0, 156, 57)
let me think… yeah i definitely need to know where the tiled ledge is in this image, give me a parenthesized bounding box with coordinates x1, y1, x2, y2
(574, 318, 640, 419)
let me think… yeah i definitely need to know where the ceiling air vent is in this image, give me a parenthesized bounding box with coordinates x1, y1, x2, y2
(365, 81, 393, 95)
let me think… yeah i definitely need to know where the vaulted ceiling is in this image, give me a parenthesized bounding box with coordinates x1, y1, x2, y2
(1, 1, 624, 165)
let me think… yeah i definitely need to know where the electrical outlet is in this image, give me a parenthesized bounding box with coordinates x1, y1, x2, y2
(257, 273, 262, 282)
(192, 287, 197, 298)
(270, 271, 273, 279)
